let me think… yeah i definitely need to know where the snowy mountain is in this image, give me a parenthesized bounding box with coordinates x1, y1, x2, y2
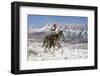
(28, 24, 88, 43)
(28, 24, 52, 33)
(38, 24, 51, 32)
(28, 26, 38, 33)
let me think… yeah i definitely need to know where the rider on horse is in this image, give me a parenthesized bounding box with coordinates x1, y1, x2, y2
(49, 24, 60, 48)
(51, 24, 59, 36)
(43, 24, 64, 54)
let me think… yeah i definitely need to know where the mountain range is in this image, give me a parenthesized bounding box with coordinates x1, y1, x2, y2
(28, 23, 88, 43)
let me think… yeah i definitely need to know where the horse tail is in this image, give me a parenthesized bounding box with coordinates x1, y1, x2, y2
(43, 37, 46, 47)
(43, 36, 48, 47)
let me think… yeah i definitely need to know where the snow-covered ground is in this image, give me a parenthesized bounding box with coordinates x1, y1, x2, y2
(27, 24, 88, 61)
(27, 41, 88, 61)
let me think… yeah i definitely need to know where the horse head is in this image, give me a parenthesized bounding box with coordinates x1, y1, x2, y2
(56, 30, 65, 42)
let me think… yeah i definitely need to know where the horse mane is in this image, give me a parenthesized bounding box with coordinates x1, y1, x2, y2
(56, 31, 65, 41)
(43, 30, 65, 49)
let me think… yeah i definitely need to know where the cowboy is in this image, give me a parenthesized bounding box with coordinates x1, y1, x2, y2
(51, 24, 59, 36)
(50, 24, 60, 46)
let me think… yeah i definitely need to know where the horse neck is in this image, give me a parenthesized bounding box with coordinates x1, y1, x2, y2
(57, 31, 63, 38)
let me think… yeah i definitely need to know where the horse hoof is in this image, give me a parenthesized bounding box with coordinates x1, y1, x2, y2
(45, 51, 48, 53)
(52, 55, 55, 57)
(51, 52, 54, 54)
(61, 52, 63, 54)
(64, 57, 68, 59)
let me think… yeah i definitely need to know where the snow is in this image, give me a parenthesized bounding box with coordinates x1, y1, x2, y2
(27, 42, 88, 61)
(27, 24, 88, 61)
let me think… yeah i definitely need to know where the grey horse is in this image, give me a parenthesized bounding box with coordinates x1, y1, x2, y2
(43, 31, 65, 54)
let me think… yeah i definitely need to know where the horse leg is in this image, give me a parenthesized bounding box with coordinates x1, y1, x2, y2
(60, 45, 63, 54)
(44, 45, 49, 53)
(58, 42, 63, 54)
(53, 42, 56, 51)
(48, 47, 54, 54)
(44, 47, 47, 53)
